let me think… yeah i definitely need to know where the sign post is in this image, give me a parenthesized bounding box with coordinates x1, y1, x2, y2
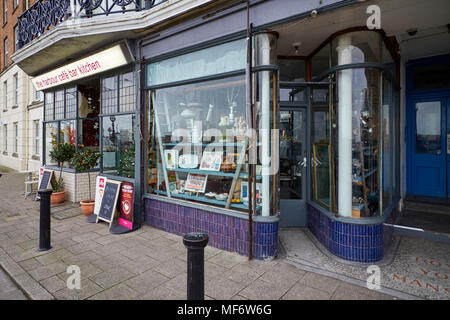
(96, 179, 121, 228)
(87, 176, 107, 223)
(110, 182, 135, 234)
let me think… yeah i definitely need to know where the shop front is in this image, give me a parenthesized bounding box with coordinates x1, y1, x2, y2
(37, 41, 144, 231)
(22, 0, 447, 262)
(140, 1, 404, 262)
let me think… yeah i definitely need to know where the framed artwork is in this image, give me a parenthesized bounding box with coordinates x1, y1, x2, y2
(200, 151, 223, 171)
(164, 149, 178, 169)
(185, 173, 208, 193)
(240, 182, 262, 205)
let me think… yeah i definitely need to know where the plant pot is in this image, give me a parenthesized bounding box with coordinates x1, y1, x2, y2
(80, 199, 95, 216)
(50, 190, 66, 205)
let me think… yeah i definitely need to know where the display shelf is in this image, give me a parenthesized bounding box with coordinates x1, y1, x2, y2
(166, 167, 261, 180)
(154, 190, 261, 211)
(163, 142, 244, 147)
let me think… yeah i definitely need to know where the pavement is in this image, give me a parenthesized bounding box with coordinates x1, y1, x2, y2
(0, 167, 446, 300)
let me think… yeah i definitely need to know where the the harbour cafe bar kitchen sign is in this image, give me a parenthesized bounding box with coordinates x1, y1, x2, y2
(32, 42, 134, 91)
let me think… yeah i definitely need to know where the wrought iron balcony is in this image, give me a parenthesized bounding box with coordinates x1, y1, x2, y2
(17, 0, 167, 49)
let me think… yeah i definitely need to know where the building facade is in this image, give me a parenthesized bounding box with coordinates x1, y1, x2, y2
(10, 0, 450, 261)
(0, 0, 43, 173)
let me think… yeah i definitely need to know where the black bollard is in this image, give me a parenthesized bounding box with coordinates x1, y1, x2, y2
(183, 232, 209, 300)
(38, 189, 53, 251)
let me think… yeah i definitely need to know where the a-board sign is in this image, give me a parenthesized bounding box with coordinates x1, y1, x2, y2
(119, 182, 134, 230)
(93, 176, 107, 216)
(38, 170, 54, 191)
(97, 179, 121, 227)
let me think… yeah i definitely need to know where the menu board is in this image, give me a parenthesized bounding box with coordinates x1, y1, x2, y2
(119, 182, 134, 230)
(38, 170, 53, 191)
(97, 179, 121, 226)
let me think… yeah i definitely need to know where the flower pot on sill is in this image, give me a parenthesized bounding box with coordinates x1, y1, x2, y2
(80, 199, 95, 216)
(50, 190, 66, 205)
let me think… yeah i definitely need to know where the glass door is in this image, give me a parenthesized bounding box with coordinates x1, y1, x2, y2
(279, 106, 307, 226)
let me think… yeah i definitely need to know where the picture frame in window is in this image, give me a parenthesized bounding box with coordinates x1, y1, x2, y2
(185, 173, 208, 193)
(199, 151, 223, 171)
(164, 149, 178, 169)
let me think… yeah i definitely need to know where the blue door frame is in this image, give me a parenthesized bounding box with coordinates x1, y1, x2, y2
(406, 54, 450, 199)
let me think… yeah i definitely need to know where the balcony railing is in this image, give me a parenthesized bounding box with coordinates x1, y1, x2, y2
(17, 0, 168, 49)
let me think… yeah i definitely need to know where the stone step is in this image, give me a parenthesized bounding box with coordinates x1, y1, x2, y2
(402, 201, 450, 215)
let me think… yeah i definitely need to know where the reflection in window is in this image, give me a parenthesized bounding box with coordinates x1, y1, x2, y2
(60, 120, 76, 168)
(45, 92, 54, 121)
(45, 122, 58, 165)
(119, 72, 135, 113)
(415, 101, 441, 154)
(102, 114, 135, 178)
(54, 90, 64, 120)
(101, 76, 118, 115)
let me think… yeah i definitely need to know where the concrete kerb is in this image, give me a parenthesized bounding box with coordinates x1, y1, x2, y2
(0, 255, 54, 300)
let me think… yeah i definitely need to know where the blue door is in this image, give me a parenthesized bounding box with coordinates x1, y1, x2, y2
(409, 96, 448, 198)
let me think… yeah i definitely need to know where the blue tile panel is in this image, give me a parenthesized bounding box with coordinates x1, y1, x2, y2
(307, 204, 383, 263)
(144, 199, 278, 260)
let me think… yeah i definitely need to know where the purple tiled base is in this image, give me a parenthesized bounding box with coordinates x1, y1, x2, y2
(307, 204, 383, 263)
(145, 199, 278, 260)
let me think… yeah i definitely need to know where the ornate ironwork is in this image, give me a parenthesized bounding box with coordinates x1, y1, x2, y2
(17, 0, 167, 48)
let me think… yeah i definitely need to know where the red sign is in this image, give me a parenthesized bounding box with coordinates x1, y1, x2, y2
(119, 182, 134, 230)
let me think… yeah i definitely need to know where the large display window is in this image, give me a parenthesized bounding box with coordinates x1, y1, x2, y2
(310, 30, 400, 219)
(146, 37, 278, 216)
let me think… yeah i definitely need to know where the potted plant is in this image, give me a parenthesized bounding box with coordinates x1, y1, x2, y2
(71, 147, 102, 215)
(49, 143, 76, 204)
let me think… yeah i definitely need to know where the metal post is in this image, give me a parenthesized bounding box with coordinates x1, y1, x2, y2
(183, 232, 208, 300)
(38, 189, 53, 251)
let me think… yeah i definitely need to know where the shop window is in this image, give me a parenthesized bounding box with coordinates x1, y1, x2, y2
(54, 90, 64, 120)
(307, 30, 401, 219)
(101, 71, 136, 115)
(44, 92, 54, 121)
(43, 81, 100, 167)
(45, 122, 58, 166)
(119, 71, 135, 113)
(147, 39, 246, 86)
(102, 114, 135, 178)
(101, 76, 118, 115)
(311, 44, 330, 79)
(66, 87, 77, 119)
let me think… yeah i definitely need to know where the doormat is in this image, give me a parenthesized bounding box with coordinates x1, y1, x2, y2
(52, 205, 82, 220)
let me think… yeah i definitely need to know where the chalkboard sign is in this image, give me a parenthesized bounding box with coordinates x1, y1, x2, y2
(97, 179, 121, 227)
(38, 170, 54, 191)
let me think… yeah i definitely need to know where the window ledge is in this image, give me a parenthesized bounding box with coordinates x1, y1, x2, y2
(11, 105, 18, 109)
(2, 109, 7, 112)
(31, 155, 40, 161)
(12, 153, 18, 158)
(2, 151, 8, 155)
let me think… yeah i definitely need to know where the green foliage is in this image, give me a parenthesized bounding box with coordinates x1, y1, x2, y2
(49, 143, 76, 166)
(71, 148, 102, 173)
(119, 143, 135, 178)
(49, 143, 76, 192)
(71, 147, 102, 200)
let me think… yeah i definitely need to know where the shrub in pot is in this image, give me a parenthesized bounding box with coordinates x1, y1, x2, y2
(48, 143, 76, 204)
(71, 147, 102, 216)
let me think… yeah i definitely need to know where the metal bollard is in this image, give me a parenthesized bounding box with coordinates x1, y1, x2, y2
(38, 189, 53, 251)
(183, 232, 209, 300)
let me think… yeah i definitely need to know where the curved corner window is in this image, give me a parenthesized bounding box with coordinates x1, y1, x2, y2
(309, 30, 398, 219)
